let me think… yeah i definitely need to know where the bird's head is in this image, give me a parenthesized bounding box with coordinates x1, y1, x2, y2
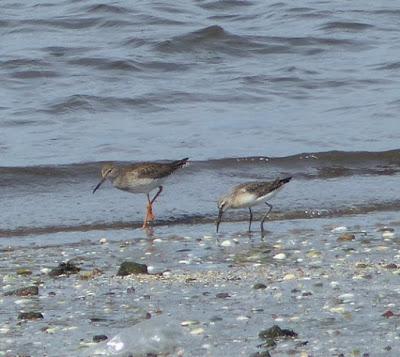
(93, 163, 119, 194)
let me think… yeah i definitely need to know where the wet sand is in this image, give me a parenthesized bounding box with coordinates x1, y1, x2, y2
(1, 212, 400, 356)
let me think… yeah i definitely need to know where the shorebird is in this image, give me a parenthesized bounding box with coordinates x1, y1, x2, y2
(93, 158, 189, 228)
(216, 177, 292, 235)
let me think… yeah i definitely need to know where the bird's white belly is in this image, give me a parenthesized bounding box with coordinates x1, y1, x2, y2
(233, 189, 280, 209)
(114, 178, 164, 194)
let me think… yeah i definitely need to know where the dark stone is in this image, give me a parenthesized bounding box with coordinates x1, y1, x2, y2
(117, 261, 148, 276)
(259, 325, 298, 341)
(93, 335, 108, 343)
(49, 261, 80, 277)
(126, 287, 135, 294)
(253, 283, 267, 290)
(384, 263, 398, 270)
(250, 352, 271, 357)
(210, 316, 223, 322)
(337, 233, 355, 242)
(216, 292, 230, 299)
(4, 286, 38, 297)
(18, 312, 43, 320)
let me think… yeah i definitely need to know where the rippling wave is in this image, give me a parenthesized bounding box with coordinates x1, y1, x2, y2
(1, 149, 399, 186)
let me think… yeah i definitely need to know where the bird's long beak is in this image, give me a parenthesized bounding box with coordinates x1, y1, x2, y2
(92, 176, 107, 194)
(216, 208, 223, 233)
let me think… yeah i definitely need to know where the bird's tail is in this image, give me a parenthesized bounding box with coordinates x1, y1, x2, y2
(172, 157, 189, 169)
(279, 176, 292, 185)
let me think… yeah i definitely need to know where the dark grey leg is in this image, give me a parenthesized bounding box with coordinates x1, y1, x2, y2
(260, 202, 273, 236)
(151, 186, 163, 204)
(248, 207, 253, 232)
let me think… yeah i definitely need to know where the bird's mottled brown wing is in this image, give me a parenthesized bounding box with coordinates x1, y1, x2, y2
(235, 180, 282, 197)
(132, 162, 183, 179)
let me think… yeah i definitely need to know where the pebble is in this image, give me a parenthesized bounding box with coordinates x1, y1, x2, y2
(4, 286, 38, 297)
(190, 327, 205, 335)
(338, 233, 355, 242)
(236, 315, 249, 321)
(18, 312, 44, 320)
(330, 281, 340, 288)
(382, 231, 395, 239)
(338, 293, 355, 303)
(253, 283, 267, 290)
(329, 306, 346, 313)
(283, 273, 296, 280)
(93, 335, 108, 342)
(181, 320, 200, 326)
(162, 271, 172, 278)
(16, 269, 32, 276)
(273, 253, 286, 260)
(40, 268, 51, 275)
(307, 250, 321, 258)
(179, 260, 191, 265)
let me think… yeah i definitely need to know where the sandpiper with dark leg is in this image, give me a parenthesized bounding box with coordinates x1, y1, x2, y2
(93, 158, 189, 228)
(216, 177, 292, 235)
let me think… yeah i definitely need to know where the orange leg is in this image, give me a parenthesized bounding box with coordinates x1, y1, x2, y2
(147, 201, 155, 221)
(146, 193, 155, 221)
(142, 206, 150, 229)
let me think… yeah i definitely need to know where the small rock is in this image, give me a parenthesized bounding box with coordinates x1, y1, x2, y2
(355, 263, 368, 269)
(93, 335, 108, 343)
(382, 310, 397, 318)
(338, 233, 355, 242)
(259, 325, 298, 340)
(49, 261, 80, 277)
(16, 269, 32, 276)
(18, 312, 43, 320)
(283, 273, 296, 280)
(382, 231, 395, 239)
(79, 268, 103, 280)
(273, 253, 286, 260)
(4, 286, 38, 297)
(384, 263, 398, 270)
(306, 250, 321, 258)
(250, 351, 272, 357)
(237, 315, 249, 321)
(126, 287, 135, 294)
(216, 292, 230, 299)
(117, 261, 148, 276)
(190, 327, 205, 335)
(40, 268, 51, 274)
(331, 226, 347, 233)
(181, 320, 200, 326)
(253, 283, 267, 290)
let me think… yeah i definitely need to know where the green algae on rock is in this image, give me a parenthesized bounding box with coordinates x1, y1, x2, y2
(49, 261, 81, 277)
(117, 261, 148, 276)
(18, 312, 44, 320)
(258, 325, 298, 345)
(4, 286, 39, 297)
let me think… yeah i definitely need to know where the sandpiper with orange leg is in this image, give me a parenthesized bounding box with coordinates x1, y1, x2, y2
(93, 158, 189, 228)
(216, 177, 292, 235)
